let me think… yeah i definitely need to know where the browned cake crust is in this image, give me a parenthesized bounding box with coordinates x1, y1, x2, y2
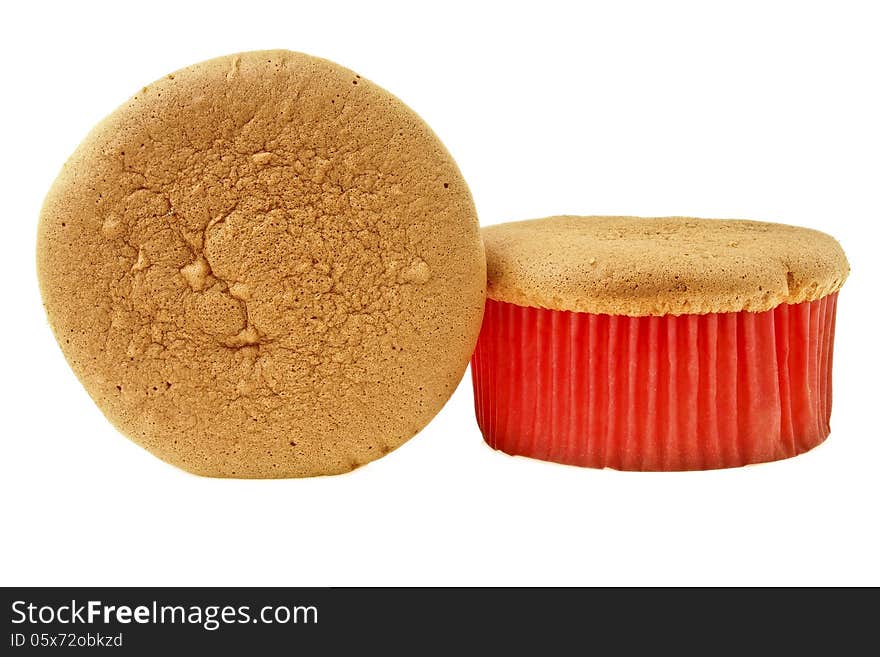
(482, 216, 848, 316)
(37, 50, 486, 477)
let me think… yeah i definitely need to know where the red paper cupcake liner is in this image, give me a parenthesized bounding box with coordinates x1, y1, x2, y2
(471, 293, 838, 471)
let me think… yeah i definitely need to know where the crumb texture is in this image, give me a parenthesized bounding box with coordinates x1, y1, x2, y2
(483, 216, 848, 316)
(37, 50, 485, 478)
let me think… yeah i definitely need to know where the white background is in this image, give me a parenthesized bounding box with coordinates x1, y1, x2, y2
(2, 1, 878, 586)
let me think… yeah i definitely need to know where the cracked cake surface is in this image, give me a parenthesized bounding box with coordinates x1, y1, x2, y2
(37, 50, 486, 477)
(482, 216, 848, 316)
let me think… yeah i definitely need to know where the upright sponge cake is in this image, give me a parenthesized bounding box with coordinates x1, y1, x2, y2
(472, 216, 848, 471)
(37, 50, 486, 478)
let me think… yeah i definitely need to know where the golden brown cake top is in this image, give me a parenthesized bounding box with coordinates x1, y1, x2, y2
(37, 50, 485, 477)
(482, 216, 848, 316)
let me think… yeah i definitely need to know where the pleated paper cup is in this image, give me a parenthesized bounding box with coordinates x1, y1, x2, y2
(470, 293, 839, 471)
